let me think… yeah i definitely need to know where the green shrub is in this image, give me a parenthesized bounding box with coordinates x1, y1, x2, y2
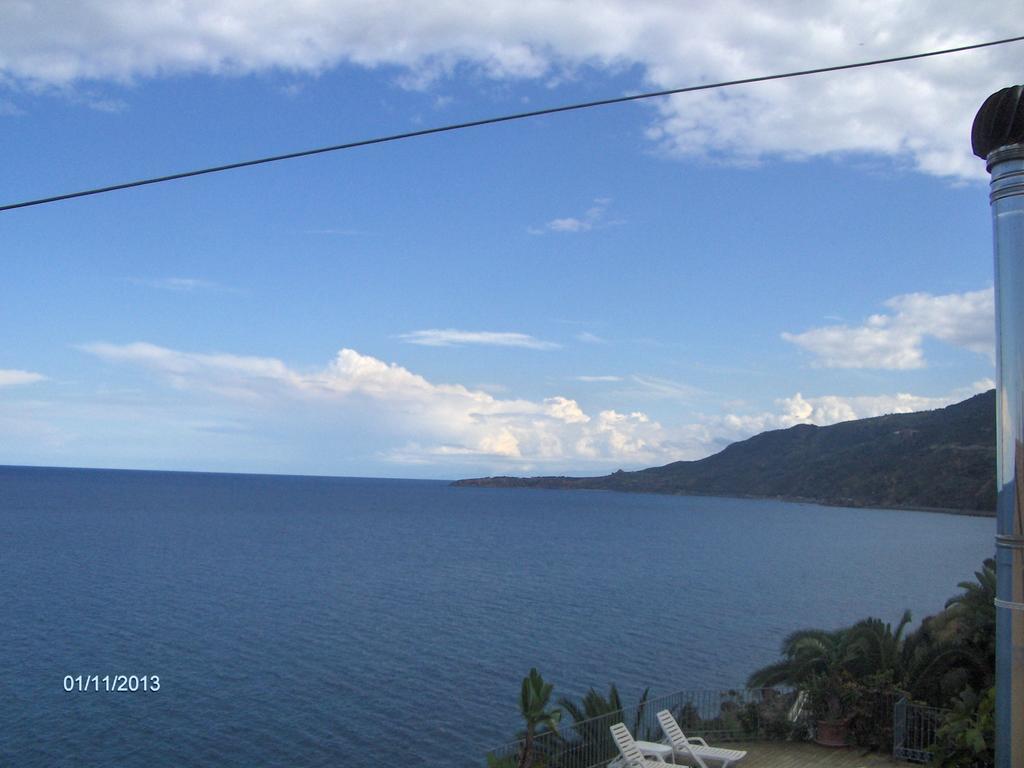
(930, 686, 994, 768)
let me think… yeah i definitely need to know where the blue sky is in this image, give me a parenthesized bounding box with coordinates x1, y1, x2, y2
(0, 2, 1018, 478)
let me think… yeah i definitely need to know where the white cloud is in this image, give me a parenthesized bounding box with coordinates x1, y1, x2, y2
(782, 288, 994, 369)
(576, 331, 607, 344)
(0, 3, 1017, 180)
(545, 395, 590, 424)
(80, 342, 300, 401)
(711, 380, 994, 443)
(530, 197, 616, 235)
(80, 342, 673, 465)
(397, 329, 560, 350)
(0, 98, 25, 116)
(129, 276, 222, 292)
(775, 391, 954, 427)
(886, 290, 995, 357)
(783, 317, 925, 370)
(971, 377, 996, 393)
(575, 410, 656, 459)
(75, 93, 127, 113)
(574, 374, 622, 382)
(620, 374, 702, 401)
(0, 369, 46, 387)
(18, 342, 995, 473)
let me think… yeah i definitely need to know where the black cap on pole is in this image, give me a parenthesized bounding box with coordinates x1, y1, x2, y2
(972, 84, 1024, 159)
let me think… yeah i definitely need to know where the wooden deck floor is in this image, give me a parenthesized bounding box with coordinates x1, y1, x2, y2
(690, 741, 901, 767)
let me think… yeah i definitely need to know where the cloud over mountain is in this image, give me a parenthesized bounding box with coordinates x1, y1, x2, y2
(81, 342, 670, 465)
(74, 341, 991, 474)
(782, 288, 994, 369)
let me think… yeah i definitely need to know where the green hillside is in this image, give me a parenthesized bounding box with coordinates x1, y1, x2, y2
(453, 390, 997, 514)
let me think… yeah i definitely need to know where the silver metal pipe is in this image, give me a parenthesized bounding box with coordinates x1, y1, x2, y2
(973, 85, 1024, 768)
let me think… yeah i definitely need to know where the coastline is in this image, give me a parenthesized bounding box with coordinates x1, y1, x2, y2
(451, 479, 997, 518)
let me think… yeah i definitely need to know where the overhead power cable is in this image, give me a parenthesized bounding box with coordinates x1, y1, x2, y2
(3, 33, 1023, 213)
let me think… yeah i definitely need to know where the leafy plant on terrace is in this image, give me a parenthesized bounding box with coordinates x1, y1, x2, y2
(517, 668, 562, 768)
(745, 557, 997, 752)
(845, 610, 914, 681)
(737, 689, 802, 741)
(901, 559, 995, 705)
(492, 559, 998, 765)
(930, 686, 995, 768)
(747, 623, 861, 689)
(747, 625, 859, 725)
(676, 690, 759, 740)
(558, 684, 651, 766)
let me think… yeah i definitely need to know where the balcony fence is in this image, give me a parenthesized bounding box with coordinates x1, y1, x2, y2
(892, 697, 947, 764)
(485, 687, 796, 768)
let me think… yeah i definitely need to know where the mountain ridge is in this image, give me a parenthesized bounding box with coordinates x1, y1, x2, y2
(452, 389, 997, 515)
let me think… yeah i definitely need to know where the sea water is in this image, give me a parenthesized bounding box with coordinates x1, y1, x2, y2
(0, 466, 994, 766)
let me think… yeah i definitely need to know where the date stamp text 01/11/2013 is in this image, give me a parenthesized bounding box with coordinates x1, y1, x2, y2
(63, 675, 160, 693)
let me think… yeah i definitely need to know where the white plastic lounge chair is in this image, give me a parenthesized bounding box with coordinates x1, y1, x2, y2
(656, 709, 747, 768)
(609, 722, 671, 766)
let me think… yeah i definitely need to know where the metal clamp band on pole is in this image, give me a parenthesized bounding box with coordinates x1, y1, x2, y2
(995, 534, 1024, 550)
(990, 179, 1024, 203)
(994, 598, 1024, 612)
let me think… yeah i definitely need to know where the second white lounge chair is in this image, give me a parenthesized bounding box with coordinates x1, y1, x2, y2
(656, 709, 747, 768)
(609, 722, 671, 767)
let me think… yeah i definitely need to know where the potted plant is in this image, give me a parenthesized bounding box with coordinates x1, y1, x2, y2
(806, 673, 854, 747)
(747, 625, 855, 745)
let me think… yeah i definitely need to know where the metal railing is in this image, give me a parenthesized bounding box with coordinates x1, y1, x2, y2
(844, 689, 903, 754)
(892, 697, 948, 764)
(485, 687, 795, 768)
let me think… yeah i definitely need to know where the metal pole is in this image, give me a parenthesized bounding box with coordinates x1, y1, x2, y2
(972, 84, 1024, 768)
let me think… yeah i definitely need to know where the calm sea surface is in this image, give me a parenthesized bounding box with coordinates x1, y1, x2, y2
(0, 466, 994, 767)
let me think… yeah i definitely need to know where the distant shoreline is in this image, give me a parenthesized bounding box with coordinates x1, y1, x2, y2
(0, 463, 448, 484)
(451, 480, 997, 518)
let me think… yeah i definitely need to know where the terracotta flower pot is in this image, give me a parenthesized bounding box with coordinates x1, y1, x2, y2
(814, 718, 849, 747)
